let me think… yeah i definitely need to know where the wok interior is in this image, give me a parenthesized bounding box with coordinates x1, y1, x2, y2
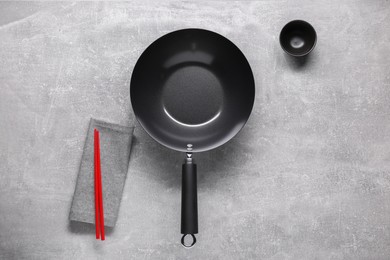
(131, 29, 255, 152)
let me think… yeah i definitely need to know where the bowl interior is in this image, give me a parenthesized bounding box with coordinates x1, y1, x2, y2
(280, 20, 317, 56)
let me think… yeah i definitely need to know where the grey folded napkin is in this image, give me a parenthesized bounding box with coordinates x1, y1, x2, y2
(69, 118, 134, 227)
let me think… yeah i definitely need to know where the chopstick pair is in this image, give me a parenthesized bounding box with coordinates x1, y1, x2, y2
(94, 129, 105, 240)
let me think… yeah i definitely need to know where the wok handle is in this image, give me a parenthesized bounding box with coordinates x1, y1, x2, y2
(181, 159, 198, 247)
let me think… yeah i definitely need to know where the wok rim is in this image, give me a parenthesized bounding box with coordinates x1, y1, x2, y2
(130, 28, 255, 153)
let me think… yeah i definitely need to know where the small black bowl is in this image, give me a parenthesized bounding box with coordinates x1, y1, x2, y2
(279, 20, 317, 57)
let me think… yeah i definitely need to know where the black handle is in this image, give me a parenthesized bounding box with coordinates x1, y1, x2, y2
(181, 160, 198, 247)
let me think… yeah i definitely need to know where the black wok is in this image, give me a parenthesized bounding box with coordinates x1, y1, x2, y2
(130, 28, 255, 247)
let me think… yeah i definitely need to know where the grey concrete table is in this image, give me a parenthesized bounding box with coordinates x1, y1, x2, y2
(1, 1, 389, 259)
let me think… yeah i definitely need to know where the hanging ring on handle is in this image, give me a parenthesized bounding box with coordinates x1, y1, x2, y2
(181, 234, 196, 248)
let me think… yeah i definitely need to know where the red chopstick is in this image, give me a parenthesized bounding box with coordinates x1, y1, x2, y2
(96, 130, 105, 240)
(94, 129, 100, 239)
(94, 129, 105, 241)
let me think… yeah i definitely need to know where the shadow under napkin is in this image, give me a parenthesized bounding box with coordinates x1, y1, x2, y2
(68, 220, 114, 235)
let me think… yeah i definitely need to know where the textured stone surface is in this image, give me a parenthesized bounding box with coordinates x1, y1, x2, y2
(1, 1, 390, 259)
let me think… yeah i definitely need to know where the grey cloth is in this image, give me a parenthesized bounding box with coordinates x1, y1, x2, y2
(69, 118, 134, 227)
